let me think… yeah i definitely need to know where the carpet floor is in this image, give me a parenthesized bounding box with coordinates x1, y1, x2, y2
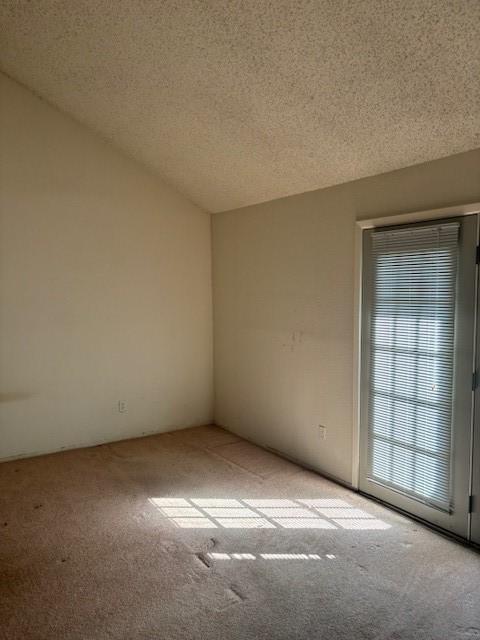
(0, 425, 479, 640)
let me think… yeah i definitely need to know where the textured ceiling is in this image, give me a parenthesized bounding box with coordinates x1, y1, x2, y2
(1, 1, 479, 212)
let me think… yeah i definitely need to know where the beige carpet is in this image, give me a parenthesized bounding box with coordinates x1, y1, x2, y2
(1, 425, 479, 640)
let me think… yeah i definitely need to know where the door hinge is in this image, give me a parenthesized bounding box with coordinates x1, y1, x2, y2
(473, 370, 478, 391)
(468, 494, 475, 514)
(477, 245, 480, 264)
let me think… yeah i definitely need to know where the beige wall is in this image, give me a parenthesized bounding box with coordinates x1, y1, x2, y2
(212, 149, 480, 485)
(0, 73, 213, 460)
(2, 69, 479, 481)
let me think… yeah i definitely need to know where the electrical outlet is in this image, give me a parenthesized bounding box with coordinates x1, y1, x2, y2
(318, 425, 327, 440)
(118, 400, 127, 413)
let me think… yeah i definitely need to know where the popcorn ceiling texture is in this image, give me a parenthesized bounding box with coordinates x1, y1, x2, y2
(1, 0, 479, 212)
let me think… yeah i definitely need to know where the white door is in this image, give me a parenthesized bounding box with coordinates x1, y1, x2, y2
(359, 215, 477, 539)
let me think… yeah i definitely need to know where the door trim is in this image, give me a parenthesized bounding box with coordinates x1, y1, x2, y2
(471, 215, 480, 543)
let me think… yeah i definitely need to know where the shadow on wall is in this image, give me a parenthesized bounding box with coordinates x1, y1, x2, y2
(0, 392, 36, 403)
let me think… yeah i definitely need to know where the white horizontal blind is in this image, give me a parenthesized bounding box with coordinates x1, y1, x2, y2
(367, 223, 459, 511)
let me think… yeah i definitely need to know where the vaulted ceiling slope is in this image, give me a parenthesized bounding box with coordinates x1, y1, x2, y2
(1, 1, 479, 213)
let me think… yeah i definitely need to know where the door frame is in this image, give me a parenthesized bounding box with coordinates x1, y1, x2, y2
(472, 219, 480, 546)
(352, 202, 480, 536)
